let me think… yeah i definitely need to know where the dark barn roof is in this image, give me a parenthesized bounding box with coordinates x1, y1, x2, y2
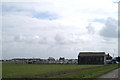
(78, 52, 105, 56)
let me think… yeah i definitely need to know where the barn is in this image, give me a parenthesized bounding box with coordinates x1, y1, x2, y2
(78, 52, 106, 65)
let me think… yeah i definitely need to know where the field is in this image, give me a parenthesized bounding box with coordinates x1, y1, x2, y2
(2, 63, 118, 78)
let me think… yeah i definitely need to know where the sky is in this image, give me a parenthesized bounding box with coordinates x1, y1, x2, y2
(1, 0, 119, 59)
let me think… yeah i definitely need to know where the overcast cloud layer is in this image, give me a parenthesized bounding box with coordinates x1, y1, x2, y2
(2, 0, 118, 59)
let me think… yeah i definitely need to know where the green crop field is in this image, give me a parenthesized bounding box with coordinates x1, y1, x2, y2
(2, 63, 118, 78)
(51, 64, 118, 78)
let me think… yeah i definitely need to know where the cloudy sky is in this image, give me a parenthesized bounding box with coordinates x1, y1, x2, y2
(1, 0, 118, 59)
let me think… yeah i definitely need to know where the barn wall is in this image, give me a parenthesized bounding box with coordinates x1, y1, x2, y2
(78, 56, 104, 65)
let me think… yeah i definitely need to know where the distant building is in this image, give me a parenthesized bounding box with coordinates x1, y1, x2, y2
(115, 56, 120, 62)
(12, 58, 41, 64)
(78, 52, 106, 65)
(59, 57, 65, 61)
(48, 57, 55, 61)
(106, 53, 112, 60)
(59, 57, 65, 64)
(67, 59, 78, 64)
(48, 57, 55, 64)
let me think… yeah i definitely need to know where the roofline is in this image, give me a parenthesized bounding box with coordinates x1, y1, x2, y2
(78, 52, 106, 56)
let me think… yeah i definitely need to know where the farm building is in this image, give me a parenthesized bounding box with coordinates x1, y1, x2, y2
(48, 57, 55, 64)
(78, 52, 106, 65)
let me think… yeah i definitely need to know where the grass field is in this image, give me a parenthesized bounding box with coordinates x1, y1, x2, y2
(2, 63, 118, 78)
(51, 64, 118, 78)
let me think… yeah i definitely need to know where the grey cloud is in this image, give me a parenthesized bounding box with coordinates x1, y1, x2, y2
(86, 23, 95, 34)
(100, 17, 118, 38)
(14, 34, 24, 42)
(54, 33, 85, 45)
(14, 35, 50, 44)
(39, 37, 54, 44)
(54, 34, 67, 44)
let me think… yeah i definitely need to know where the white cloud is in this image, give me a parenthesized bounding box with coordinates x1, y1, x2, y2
(2, 0, 118, 59)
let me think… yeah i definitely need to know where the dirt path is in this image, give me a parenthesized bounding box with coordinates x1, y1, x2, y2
(98, 68, 120, 78)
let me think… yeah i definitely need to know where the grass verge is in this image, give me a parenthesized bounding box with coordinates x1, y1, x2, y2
(50, 64, 118, 78)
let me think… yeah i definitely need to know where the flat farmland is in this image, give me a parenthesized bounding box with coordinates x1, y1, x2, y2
(2, 63, 118, 78)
